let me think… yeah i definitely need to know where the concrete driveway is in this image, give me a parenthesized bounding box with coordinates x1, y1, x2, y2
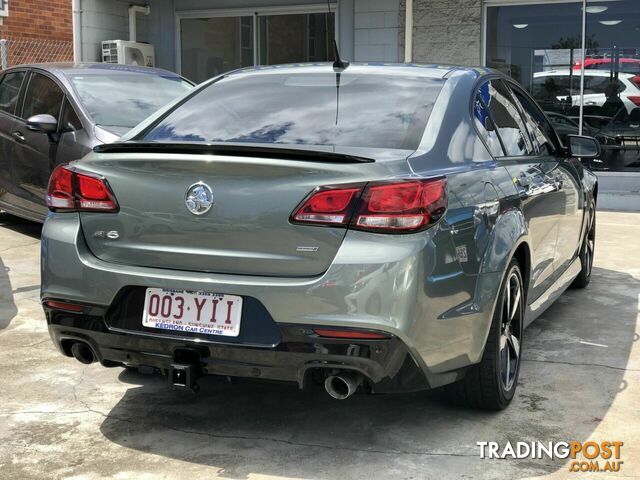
(0, 211, 638, 479)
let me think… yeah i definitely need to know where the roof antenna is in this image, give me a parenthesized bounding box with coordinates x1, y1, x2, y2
(327, 0, 349, 70)
(333, 39, 349, 70)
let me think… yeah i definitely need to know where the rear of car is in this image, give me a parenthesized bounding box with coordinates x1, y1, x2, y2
(40, 65, 496, 400)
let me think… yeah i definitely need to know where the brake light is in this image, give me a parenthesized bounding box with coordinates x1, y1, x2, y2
(291, 178, 447, 233)
(46, 165, 118, 213)
(631, 76, 640, 89)
(628, 95, 640, 107)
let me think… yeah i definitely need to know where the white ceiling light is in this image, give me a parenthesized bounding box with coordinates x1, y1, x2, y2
(585, 6, 608, 14)
(513, 23, 529, 29)
(599, 20, 622, 26)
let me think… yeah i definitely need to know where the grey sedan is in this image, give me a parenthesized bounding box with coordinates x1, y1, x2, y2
(41, 63, 599, 410)
(0, 62, 193, 222)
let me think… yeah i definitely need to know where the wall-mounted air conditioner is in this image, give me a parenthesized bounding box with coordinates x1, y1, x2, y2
(101, 40, 155, 67)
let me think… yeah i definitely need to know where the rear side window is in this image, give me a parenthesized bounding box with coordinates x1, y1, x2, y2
(0, 71, 26, 115)
(473, 90, 504, 157)
(141, 72, 445, 150)
(482, 79, 533, 157)
(22, 73, 64, 121)
(510, 86, 558, 156)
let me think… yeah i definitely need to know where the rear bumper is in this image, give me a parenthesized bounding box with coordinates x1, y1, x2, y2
(41, 213, 501, 390)
(46, 307, 430, 392)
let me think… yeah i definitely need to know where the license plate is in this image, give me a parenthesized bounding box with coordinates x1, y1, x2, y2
(142, 288, 242, 337)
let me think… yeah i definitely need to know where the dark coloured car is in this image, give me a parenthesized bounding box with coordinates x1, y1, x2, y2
(41, 64, 599, 410)
(0, 63, 193, 222)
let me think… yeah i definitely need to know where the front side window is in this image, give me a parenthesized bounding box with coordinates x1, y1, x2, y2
(482, 80, 533, 157)
(0, 71, 26, 115)
(22, 73, 64, 120)
(141, 72, 445, 151)
(510, 86, 558, 155)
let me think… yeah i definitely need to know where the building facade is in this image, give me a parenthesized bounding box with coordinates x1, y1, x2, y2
(73, 0, 639, 179)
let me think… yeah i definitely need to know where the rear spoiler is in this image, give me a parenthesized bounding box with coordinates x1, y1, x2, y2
(93, 142, 375, 164)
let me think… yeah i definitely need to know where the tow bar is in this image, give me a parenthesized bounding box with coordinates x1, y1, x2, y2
(169, 363, 200, 392)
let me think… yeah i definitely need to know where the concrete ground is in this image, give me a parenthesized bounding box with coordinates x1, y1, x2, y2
(0, 211, 638, 480)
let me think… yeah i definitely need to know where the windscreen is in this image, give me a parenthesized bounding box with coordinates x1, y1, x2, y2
(67, 73, 193, 128)
(141, 72, 444, 150)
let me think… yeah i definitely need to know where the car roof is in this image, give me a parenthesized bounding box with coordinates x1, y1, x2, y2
(3, 62, 185, 79)
(222, 62, 495, 81)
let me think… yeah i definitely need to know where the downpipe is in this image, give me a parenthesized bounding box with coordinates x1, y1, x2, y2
(70, 341, 96, 365)
(324, 371, 363, 400)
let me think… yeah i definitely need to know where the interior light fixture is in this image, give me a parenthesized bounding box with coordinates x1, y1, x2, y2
(585, 6, 608, 14)
(599, 20, 622, 26)
(513, 24, 529, 29)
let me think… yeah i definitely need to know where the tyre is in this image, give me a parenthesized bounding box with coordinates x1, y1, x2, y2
(571, 203, 596, 289)
(446, 258, 525, 410)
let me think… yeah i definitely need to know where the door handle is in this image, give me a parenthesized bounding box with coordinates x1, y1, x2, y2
(12, 131, 25, 143)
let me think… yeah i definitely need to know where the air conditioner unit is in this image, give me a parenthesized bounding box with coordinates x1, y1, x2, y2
(101, 40, 155, 67)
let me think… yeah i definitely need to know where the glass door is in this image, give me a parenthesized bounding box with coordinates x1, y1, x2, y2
(258, 12, 335, 65)
(178, 7, 336, 84)
(180, 15, 254, 84)
(583, 0, 640, 171)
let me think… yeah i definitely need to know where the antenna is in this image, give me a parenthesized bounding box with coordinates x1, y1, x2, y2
(326, 0, 349, 70)
(333, 39, 349, 70)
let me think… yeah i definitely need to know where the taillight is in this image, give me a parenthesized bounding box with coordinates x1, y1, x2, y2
(627, 95, 640, 107)
(46, 165, 118, 213)
(291, 178, 447, 233)
(291, 186, 361, 225)
(631, 76, 640, 89)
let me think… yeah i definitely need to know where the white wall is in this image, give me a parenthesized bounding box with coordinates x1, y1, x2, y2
(354, 0, 400, 62)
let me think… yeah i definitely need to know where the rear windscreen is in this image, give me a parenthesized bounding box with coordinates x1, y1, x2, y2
(141, 72, 445, 150)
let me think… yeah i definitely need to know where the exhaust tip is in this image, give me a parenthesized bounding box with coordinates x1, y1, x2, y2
(70, 342, 96, 365)
(324, 371, 363, 400)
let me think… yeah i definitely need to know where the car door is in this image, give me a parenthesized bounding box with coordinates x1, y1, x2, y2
(0, 70, 28, 209)
(10, 70, 65, 218)
(509, 83, 584, 276)
(477, 78, 561, 302)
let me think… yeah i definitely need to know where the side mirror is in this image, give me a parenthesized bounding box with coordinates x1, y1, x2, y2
(26, 114, 58, 133)
(567, 134, 601, 159)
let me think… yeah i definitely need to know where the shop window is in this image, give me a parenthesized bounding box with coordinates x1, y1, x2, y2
(486, 0, 640, 172)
